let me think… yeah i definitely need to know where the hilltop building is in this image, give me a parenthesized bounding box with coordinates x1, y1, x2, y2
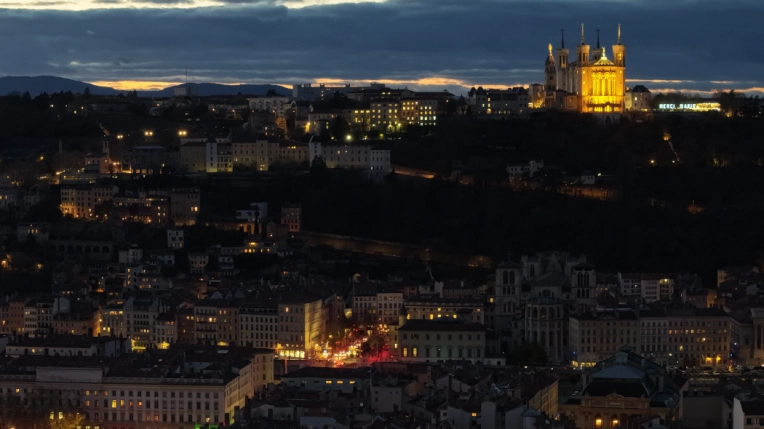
(543, 24, 626, 122)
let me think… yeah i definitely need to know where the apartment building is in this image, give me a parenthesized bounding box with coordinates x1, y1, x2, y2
(23, 296, 55, 337)
(568, 309, 640, 367)
(640, 307, 730, 368)
(404, 296, 485, 324)
(619, 272, 675, 303)
(308, 142, 391, 173)
(178, 307, 195, 344)
(239, 299, 278, 349)
(179, 141, 206, 173)
(0, 346, 274, 428)
(10, 296, 29, 335)
(293, 83, 379, 101)
(52, 308, 100, 336)
(125, 265, 171, 291)
(352, 287, 377, 325)
(0, 301, 10, 335)
(60, 184, 118, 219)
(102, 303, 126, 337)
(277, 295, 324, 359)
(467, 87, 530, 114)
(248, 95, 294, 116)
(625, 85, 652, 111)
(151, 313, 177, 348)
(5, 334, 127, 358)
(0, 188, 18, 210)
(170, 188, 200, 226)
(308, 110, 343, 134)
(376, 290, 404, 325)
(280, 203, 301, 233)
(178, 140, 233, 174)
(124, 298, 162, 350)
(121, 145, 178, 175)
(167, 228, 184, 249)
(401, 98, 437, 126)
(370, 99, 401, 130)
(395, 319, 487, 364)
(193, 299, 241, 346)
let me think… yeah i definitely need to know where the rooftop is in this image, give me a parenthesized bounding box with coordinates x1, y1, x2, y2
(398, 320, 487, 332)
(281, 366, 370, 379)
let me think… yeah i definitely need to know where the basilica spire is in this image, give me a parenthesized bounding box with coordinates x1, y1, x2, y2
(561, 28, 565, 49)
(580, 23, 585, 45)
(596, 28, 601, 49)
(617, 23, 622, 45)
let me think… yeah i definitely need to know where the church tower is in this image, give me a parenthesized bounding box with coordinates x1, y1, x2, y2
(611, 24, 626, 67)
(556, 29, 570, 92)
(591, 29, 604, 61)
(544, 43, 557, 107)
(545, 43, 557, 91)
(576, 23, 590, 65)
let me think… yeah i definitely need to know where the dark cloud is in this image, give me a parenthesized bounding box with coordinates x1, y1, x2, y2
(0, 0, 762, 94)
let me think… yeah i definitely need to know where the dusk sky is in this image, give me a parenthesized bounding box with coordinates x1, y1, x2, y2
(1, 0, 763, 96)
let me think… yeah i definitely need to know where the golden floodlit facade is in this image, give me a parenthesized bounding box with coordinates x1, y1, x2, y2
(544, 24, 626, 121)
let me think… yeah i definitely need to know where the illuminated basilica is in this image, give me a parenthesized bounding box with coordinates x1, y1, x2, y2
(543, 24, 626, 120)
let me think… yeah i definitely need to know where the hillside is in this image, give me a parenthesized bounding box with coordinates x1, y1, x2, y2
(0, 76, 118, 96)
(0, 76, 291, 98)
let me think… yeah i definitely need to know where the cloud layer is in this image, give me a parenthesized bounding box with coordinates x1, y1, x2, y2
(1, 0, 763, 95)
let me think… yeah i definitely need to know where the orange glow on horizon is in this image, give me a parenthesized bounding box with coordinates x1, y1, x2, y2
(89, 80, 181, 91)
(85, 79, 764, 96)
(311, 77, 528, 90)
(88, 80, 290, 92)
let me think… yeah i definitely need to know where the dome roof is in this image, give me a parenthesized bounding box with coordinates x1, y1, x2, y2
(592, 57, 615, 66)
(591, 46, 615, 66)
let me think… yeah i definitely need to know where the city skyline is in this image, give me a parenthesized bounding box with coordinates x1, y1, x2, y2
(1, 0, 762, 96)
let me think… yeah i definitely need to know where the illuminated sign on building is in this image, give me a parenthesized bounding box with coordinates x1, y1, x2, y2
(658, 102, 721, 112)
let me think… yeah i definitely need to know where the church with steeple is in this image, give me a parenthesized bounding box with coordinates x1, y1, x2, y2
(543, 24, 626, 121)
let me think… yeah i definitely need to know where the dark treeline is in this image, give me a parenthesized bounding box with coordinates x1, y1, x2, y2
(297, 168, 763, 284)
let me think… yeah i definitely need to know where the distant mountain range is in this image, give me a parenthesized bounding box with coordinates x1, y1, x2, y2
(0, 76, 291, 98)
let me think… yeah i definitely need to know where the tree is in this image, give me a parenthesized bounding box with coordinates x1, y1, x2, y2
(23, 200, 63, 222)
(361, 334, 385, 356)
(330, 115, 350, 140)
(47, 411, 86, 429)
(310, 156, 330, 188)
(83, 86, 91, 99)
(326, 314, 352, 347)
(713, 89, 745, 115)
(93, 199, 114, 220)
